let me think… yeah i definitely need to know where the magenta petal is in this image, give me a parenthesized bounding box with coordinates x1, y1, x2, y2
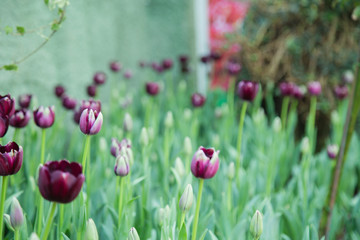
(50, 171, 77, 203)
(68, 174, 85, 202)
(89, 112, 103, 135)
(38, 167, 52, 201)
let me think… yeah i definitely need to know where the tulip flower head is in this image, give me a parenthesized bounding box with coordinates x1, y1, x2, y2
(128, 227, 140, 240)
(327, 144, 339, 159)
(123, 113, 133, 132)
(237, 80, 259, 102)
(10, 197, 24, 230)
(0, 142, 23, 176)
(18, 94, 32, 109)
(111, 138, 132, 158)
(54, 85, 65, 98)
(33, 106, 55, 128)
(87, 85, 97, 97)
(124, 70, 133, 79)
(227, 62, 241, 75)
(191, 147, 220, 179)
(250, 210, 263, 240)
(84, 218, 99, 240)
(0, 116, 9, 137)
(9, 109, 31, 128)
(0, 94, 15, 118)
(62, 96, 77, 110)
(307, 81, 322, 96)
(145, 82, 160, 96)
(292, 85, 306, 99)
(93, 71, 107, 85)
(162, 59, 173, 70)
(191, 93, 206, 108)
(334, 85, 348, 100)
(342, 70, 354, 84)
(79, 109, 103, 135)
(74, 99, 102, 124)
(179, 184, 193, 212)
(110, 61, 122, 72)
(38, 160, 85, 203)
(279, 82, 295, 96)
(114, 150, 130, 177)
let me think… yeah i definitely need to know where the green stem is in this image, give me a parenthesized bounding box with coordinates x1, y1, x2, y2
(307, 96, 317, 153)
(37, 198, 44, 235)
(40, 129, 46, 164)
(13, 128, 19, 142)
(236, 102, 248, 177)
(58, 204, 64, 239)
(179, 212, 185, 229)
(14, 230, 20, 240)
(118, 177, 125, 229)
(0, 176, 8, 239)
(41, 202, 57, 240)
(281, 96, 290, 130)
(191, 179, 204, 240)
(227, 180, 232, 211)
(145, 98, 153, 127)
(81, 135, 91, 174)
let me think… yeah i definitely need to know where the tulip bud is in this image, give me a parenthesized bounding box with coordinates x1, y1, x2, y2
(253, 108, 265, 125)
(279, 82, 295, 96)
(334, 85, 348, 100)
(272, 117, 282, 133)
(87, 85, 97, 97)
(179, 184, 193, 212)
(184, 137, 192, 156)
(191, 147, 220, 179)
(157, 205, 170, 227)
(250, 210, 263, 240)
(114, 152, 130, 177)
(124, 70, 133, 79)
(0, 116, 9, 137)
(29, 233, 40, 240)
(237, 80, 259, 102)
(191, 93, 206, 107)
(123, 113, 133, 132)
(140, 128, 149, 147)
(128, 227, 140, 240)
(183, 108, 192, 121)
(84, 218, 99, 240)
(54, 85, 65, 98)
(301, 137, 310, 154)
(110, 61, 122, 72)
(18, 94, 32, 109)
(327, 144, 339, 159)
(174, 157, 185, 178)
(342, 70, 354, 84)
(307, 81, 322, 96)
(162, 59, 173, 70)
(227, 162, 235, 180)
(33, 106, 55, 128)
(292, 85, 306, 99)
(145, 82, 160, 96)
(164, 111, 174, 128)
(79, 109, 103, 135)
(99, 137, 107, 152)
(0, 94, 15, 118)
(62, 96, 77, 110)
(9, 109, 31, 128)
(178, 80, 187, 92)
(227, 62, 241, 75)
(10, 197, 24, 230)
(93, 72, 107, 85)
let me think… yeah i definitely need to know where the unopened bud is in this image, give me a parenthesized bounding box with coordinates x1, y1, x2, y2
(128, 227, 140, 240)
(253, 108, 265, 125)
(250, 210, 263, 240)
(327, 144, 339, 159)
(114, 152, 130, 177)
(157, 205, 170, 227)
(183, 108, 192, 121)
(140, 128, 149, 147)
(179, 184, 193, 212)
(99, 137, 107, 152)
(331, 111, 340, 126)
(272, 117, 282, 133)
(123, 113, 133, 132)
(164, 111, 174, 128)
(184, 137, 192, 156)
(179, 80, 187, 92)
(84, 218, 99, 240)
(10, 197, 24, 230)
(227, 162, 235, 180)
(301, 137, 310, 154)
(29, 233, 40, 240)
(174, 157, 185, 178)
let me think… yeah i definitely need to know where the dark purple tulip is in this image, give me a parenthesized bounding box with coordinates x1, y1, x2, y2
(327, 144, 338, 159)
(334, 85, 348, 100)
(18, 94, 32, 109)
(179, 55, 189, 63)
(191, 146, 220, 179)
(111, 138, 131, 157)
(38, 160, 85, 203)
(0, 95, 15, 118)
(110, 61, 122, 72)
(93, 72, 107, 85)
(0, 117, 9, 138)
(227, 62, 241, 75)
(151, 62, 163, 73)
(0, 142, 23, 176)
(342, 70, 354, 85)
(139, 61, 146, 68)
(210, 52, 221, 61)
(162, 59, 173, 70)
(292, 85, 305, 99)
(146, 82, 160, 96)
(279, 82, 295, 96)
(123, 70, 133, 79)
(33, 106, 55, 128)
(307, 81, 322, 96)
(79, 109, 103, 135)
(74, 100, 102, 124)
(237, 80, 259, 102)
(9, 109, 31, 128)
(200, 55, 211, 64)
(62, 96, 77, 110)
(191, 93, 206, 107)
(54, 85, 65, 98)
(87, 85, 97, 97)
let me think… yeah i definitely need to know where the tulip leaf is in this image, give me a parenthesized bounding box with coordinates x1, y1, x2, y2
(209, 230, 218, 240)
(199, 229, 208, 240)
(178, 223, 187, 240)
(61, 233, 71, 240)
(132, 176, 146, 186)
(126, 196, 140, 206)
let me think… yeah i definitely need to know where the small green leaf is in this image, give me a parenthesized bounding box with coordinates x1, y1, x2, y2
(61, 233, 71, 240)
(199, 229, 208, 240)
(51, 23, 60, 31)
(178, 223, 187, 240)
(16, 26, 25, 35)
(4, 26, 13, 34)
(44, 0, 49, 5)
(3, 64, 18, 71)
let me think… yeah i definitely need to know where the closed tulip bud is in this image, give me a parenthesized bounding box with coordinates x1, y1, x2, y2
(10, 109, 31, 128)
(114, 152, 130, 177)
(184, 137, 192, 156)
(111, 138, 131, 157)
(342, 70, 354, 84)
(162, 59, 173, 70)
(191, 93, 206, 107)
(84, 218, 99, 240)
(79, 109, 103, 135)
(110, 61, 122, 72)
(191, 147, 220, 179)
(145, 82, 160, 96)
(183, 108, 192, 121)
(123, 113, 133, 132)
(292, 85, 306, 99)
(253, 108, 265, 125)
(93, 71, 107, 85)
(250, 210, 263, 240)
(227, 62, 241, 75)
(327, 144, 339, 159)
(334, 85, 348, 100)
(87, 85, 97, 97)
(301, 137, 310, 154)
(174, 157, 185, 178)
(99, 137, 107, 152)
(0, 142, 23, 176)
(33, 106, 55, 128)
(279, 82, 295, 96)
(140, 128, 149, 147)
(29, 233, 40, 240)
(18, 94, 32, 109)
(157, 205, 170, 227)
(307, 81, 322, 96)
(272, 117, 282, 133)
(237, 80, 259, 102)
(0, 116, 9, 137)
(54, 85, 65, 98)
(227, 162, 235, 180)
(124, 70, 133, 79)
(179, 184, 193, 212)
(128, 227, 140, 240)
(164, 111, 174, 128)
(178, 80, 187, 92)
(10, 197, 24, 230)
(331, 111, 340, 125)
(62, 96, 77, 110)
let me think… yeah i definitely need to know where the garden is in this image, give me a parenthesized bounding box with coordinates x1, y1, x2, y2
(1, 0, 360, 239)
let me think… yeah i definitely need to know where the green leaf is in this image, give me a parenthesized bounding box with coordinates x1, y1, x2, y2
(199, 229, 208, 240)
(126, 196, 140, 206)
(16, 26, 25, 35)
(178, 223, 187, 240)
(44, 0, 49, 5)
(4, 26, 12, 34)
(61, 233, 71, 240)
(51, 23, 60, 31)
(3, 64, 18, 71)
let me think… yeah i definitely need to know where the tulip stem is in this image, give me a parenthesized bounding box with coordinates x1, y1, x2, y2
(0, 176, 8, 239)
(179, 212, 185, 229)
(227, 180, 232, 211)
(82, 135, 91, 175)
(236, 102, 248, 178)
(14, 230, 20, 240)
(40, 129, 46, 164)
(281, 96, 290, 130)
(118, 177, 125, 229)
(58, 204, 64, 239)
(226, 79, 236, 142)
(307, 96, 317, 153)
(191, 179, 204, 240)
(37, 198, 44, 235)
(13, 128, 19, 142)
(41, 202, 57, 240)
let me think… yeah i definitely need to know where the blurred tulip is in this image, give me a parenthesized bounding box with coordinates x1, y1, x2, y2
(179, 55, 189, 63)
(164, 111, 174, 128)
(38, 160, 85, 203)
(33, 106, 55, 128)
(227, 162, 235, 180)
(210, 52, 221, 61)
(184, 137, 192, 156)
(191, 147, 220, 179)
(237, 80, 259, 102)
(342, 70, 354, 84)
(128, 227, 140, 240)
(191, 93, 206, 107)
(124, 70, 133, 79)
(250, 210, 263, 240)
(114, 152, 130, 177)
(111, 138, 132, 157)
(140, 128, 149, 147)
(18, 94, 32, 109)
(307, 81, 322, 96)
(174, 157, 185, 178)
(93, 72, 107, 85)
(79, 109, 103, 135)
(87, 85, 97, 97)
(145, 82, 160, 96)
(327, 144, 339, 159)
(110, 61, 122, 72)
(9, 109, 31, 128)
(162, 59, 173, 70)
(54, 85, 65, 98)
(10, 197, 24, 230)
(85, 218, 99, 240)
(0, 142, 23, 176)
(0, 94, 15, 118)
(279, 82, 295, 96)
(29, 233, 40, 240)
(62, 96, 77, 110)
(334, 85, 348, 100)
(227, 62, 241, 75)
(200, 55, 211, 64)
(0, 116, 9, 137)
(292, 85, 306, 99)
(179, 184, 193, 212)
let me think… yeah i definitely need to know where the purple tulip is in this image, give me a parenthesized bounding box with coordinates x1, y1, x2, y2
(114, 154, 130, 177)
(237, 80, 259, 102)
(162, 59, 173, 70)
(18, 94, 32, 109)
(279, 82, 295, 96)
(54, 85, 65, 98)
(62, 96, 77, 110)
(110, 61, 122, 72)
(179, 55, 189, 63)
(111, 138, 131, 157)
(9, 109, 31, 128)
(227, 62, 241, 75)
(200, 55, 211, 64)
(307, 81, 322, 96)
(151, 62, 163, 73)
(334, 85, 348, 100)
(146, 82, 160, 96)
(73, 100, 102, 124)
(210, 52, 221, 61)
(38, 160, 85, 203)
(191, 93, 206, 107)
(0, 142, 23, 176)
(327, 144, 338, 159)
(191, 146, 220, 179)
(33, 106, 55, 128)
(0, 116, 9, 137)
(79, 109, 103, 135)
(87, 85, 97, 97)
(93, 72, 107, 85)
(0, 95, 15, 118)
(292, 85, 305, 99)
(123, 70, 133, 79)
